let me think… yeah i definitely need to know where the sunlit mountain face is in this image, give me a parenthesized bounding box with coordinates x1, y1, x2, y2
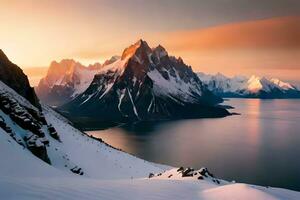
(198, 72, 300, 98)
(35, 59, 103, 106)
(59, 40, 229, 126)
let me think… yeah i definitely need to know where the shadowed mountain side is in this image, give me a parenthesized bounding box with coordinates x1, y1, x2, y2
(60, 40, 229, 125)
(0, 50, 40, 109)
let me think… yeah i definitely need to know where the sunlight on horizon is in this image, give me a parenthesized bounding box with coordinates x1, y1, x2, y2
(0, 0, 299, 85)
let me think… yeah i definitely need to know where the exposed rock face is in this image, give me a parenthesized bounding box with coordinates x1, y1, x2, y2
(0, 50, 40, 108)
(0, 79, 90, 175)
(198, 72, 300, 98)
(0, 90, 51, 164)
(149, 167, 221, 184)
(60, 40, 229, 125)
(36, 59, 102, 106)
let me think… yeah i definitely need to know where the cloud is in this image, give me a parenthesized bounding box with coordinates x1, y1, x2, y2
(146, 16, 300, 80)
(163, 16, 300, 51)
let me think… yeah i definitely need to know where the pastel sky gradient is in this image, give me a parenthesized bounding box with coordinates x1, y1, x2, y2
(1, 0, 300, 86)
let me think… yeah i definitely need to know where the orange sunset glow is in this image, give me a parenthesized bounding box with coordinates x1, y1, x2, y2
(2, 0, 300, 197)
(0, 0, 299, 86)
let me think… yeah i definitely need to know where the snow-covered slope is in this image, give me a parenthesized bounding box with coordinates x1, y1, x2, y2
(60, 40, 228, 125)
(1, 49, 299, 200)
(1, 178, 299, 200)
(198, 72, 300, 98)
(0, 79, 163, 179)
(0, 140, 299, 200)
(36, 56, 123, 106)
(1, 99, 299, 200)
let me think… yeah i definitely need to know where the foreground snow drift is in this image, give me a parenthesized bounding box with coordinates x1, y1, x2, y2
(43, 105, 164, 179)
(1, 175, 299, 200)
(0, 80, 299, 199)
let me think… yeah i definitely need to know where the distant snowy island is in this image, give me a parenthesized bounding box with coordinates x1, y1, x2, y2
(198, 72, 300, 99)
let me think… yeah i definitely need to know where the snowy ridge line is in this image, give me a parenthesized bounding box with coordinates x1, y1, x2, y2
(2, 46, 300, 199)
(198, 72, 300, 98)
(36, 59, 104, 106)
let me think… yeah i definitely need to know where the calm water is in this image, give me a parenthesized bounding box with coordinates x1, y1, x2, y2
(87, 99, 300, 191)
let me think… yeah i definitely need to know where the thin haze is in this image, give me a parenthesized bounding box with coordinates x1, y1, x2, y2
(1, 0, 300, 85)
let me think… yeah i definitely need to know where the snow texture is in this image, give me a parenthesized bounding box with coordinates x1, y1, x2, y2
(1, 80, 300, 199)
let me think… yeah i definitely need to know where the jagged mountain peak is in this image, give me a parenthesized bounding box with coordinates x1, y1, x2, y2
(44, 59, 84, 85)
(48, 59, 103, 73)
(36, 59, 102, 106)
(153, 44, 168, 58)
(108, 40, 191, 76)
(247, 75, 266, 92)
(121, 39, 152, 60)
(87, 62, 102, 70)
(48, 59, 85, 72)
(41, 58, 103, 86)
(50, 58, 76, 65)
(103, 56, 121, 66)
(117, 40, 191, 75)
(60, 40, 227, 123)
(270, 78, 296, 90)
(177, 56, 184, 63)
(248, 75, 267, 83)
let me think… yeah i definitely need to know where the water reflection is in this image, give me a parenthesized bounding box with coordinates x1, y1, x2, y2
(87, 99, 300, 191)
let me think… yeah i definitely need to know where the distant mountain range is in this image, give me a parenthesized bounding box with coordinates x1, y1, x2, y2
(198, 73, 300, 98)
(34, 40, 300, 125)
(1, 48, 297, 200)
(59, 40, 229, 124)
(36, 57, 119, 106)
(0, 48, 163, 179)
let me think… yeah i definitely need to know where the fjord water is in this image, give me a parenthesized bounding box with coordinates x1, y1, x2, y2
(87, 99, 300, 191)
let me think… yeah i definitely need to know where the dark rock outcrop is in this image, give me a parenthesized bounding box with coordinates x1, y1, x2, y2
(0, 91, 51, 164)
(0, 50, 40, 108)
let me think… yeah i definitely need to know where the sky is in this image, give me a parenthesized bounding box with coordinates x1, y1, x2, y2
(1, 0, 300, 86)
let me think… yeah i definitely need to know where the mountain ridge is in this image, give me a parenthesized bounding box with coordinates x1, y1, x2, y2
(198, 72, 300, 98)
(0, 45, 300, 200)
(60, 40, 229, 125)
(36, 59, 103, 106)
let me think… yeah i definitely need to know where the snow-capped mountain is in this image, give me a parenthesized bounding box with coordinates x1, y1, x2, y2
(0, 50, 163, 178)
(198, 72, 300, 98)
(1, 49, 299, 200)
(36, 59, 103, 106)
(60, 40, 229, 124)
